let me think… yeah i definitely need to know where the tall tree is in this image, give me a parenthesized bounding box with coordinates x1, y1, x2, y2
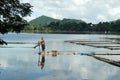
(0, 0, 32, 44)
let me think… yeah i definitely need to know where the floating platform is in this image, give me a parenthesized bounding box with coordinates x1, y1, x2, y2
(107, 47, 120, 50)
(7, 42, 36, 44)
(46, 51, 120, 56)
(42, 51, 120, 67)
(88, 54, 120, 67)
(65, 40, 120, 50)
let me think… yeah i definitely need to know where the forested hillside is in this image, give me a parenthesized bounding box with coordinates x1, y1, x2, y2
(29, 15, 60, 26)
(23, 15, 120, 33)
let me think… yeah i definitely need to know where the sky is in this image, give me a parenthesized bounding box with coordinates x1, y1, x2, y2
(21, 0, 120, 24)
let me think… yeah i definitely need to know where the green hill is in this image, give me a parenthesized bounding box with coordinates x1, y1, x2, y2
(62, 18, 85, 23)
(29, 15, 60, 26)
(25, 15, 120, 33)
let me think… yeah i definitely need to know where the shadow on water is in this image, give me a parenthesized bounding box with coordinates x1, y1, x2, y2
(38, 53, 45, 69)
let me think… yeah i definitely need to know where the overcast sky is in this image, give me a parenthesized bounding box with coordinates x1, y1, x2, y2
(21, 0, 120, 23)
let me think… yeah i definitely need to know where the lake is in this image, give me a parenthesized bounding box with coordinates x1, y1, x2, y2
(0, 33, 120, 80)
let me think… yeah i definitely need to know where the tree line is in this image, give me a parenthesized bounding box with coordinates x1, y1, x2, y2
(24, 19, 120, 34)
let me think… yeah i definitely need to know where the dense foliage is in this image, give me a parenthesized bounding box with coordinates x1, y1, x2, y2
(27, 17, 120, 33)
(0, 0, 32, 34)
(47, 19, 88, 31)
(0, 0, 32, 44)
(92, 19, 120, 33)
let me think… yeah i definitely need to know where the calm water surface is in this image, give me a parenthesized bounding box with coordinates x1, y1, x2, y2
(0, 33, 120, 80)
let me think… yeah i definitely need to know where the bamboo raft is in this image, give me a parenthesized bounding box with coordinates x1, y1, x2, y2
(87, 54, 120, 67)
(7, 42, 36, 44)
(65, 40, 120, 50)
(83, 44, 120, 48)
(107, 47, 120, 50)
(45, 51, 120, 67)
(45, 51, 120, 56)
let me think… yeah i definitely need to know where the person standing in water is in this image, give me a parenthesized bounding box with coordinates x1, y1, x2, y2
(34, 37, 45, 54)
(40, 37, 45, 53)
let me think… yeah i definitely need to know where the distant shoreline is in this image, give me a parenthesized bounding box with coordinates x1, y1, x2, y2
(21, 31, 120, 34)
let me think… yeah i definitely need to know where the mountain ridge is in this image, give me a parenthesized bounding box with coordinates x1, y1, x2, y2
(29, 15, 85, 26)
(29, 15, 60, 26)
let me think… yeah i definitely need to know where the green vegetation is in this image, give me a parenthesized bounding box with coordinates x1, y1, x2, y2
(25, 15, 120, 34)
(91, 19, 120, 33)
(22, 25, 52, 33)
(47, 18, 88, 31)
(29, 15, 60, 26)
(0, 0, 32, 44)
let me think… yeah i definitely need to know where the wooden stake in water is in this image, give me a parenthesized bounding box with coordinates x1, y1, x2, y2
(39, 45, 40, 53)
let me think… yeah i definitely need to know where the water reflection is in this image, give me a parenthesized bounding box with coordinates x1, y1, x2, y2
(38, 53, 45, 69)
(0, 33, 120, 80)
(0, 64, 1, 74)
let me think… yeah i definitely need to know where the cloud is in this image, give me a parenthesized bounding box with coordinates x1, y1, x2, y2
(22, 0, 120, 23)
(109, 7, 120, 16)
